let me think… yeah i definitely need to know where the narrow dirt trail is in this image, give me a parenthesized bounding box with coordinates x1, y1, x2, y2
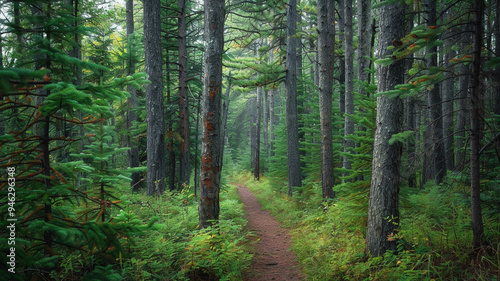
(236, 184, 303, 281)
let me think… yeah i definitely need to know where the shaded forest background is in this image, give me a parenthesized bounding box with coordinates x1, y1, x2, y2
(0, 0, 499, 280)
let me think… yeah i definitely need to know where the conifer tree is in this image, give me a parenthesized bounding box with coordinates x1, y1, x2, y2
(143, 0, 165, 196)
(178, 0, 190, 187)
(286, 0, 302, 195)
(126, 0, 141, 191)
(343, 0, 354, 179)
(366, 0, 405, 257)
(199, 0, 225, 228)
(317, 0, 335, 199)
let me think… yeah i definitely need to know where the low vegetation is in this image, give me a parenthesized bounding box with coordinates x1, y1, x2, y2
(233, 172, 500, 280)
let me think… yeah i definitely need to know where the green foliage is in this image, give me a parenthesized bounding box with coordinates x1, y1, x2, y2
(236, 172, 500, 280)
(117, 185, 252, 281)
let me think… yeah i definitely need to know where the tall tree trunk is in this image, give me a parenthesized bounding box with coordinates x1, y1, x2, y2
(442, 8, 455, 172)
(178, 0, 190, 187)
(357, 0, 371, 95)
(198, 0, 224, 228)
(337, 0, 346, 115)
(286, 0, 302, 195)
(470, 0, 485, 249)
(423, 0, 446, 185)
(343, 0, 354, 179)
(317, 0, 335, 199)
(455, 27, 471, 171)
(269, 48, 277, 157)
(252, 88, 261, 180)
(220, 75, 232, 171)
(263, 88, 269, 166)
(366, 0, 405, 257)
(494, 0, 500, 116)
(167, 51, 177, 191)
(144, 0, 165, 196)
(126, 0, 141, 191)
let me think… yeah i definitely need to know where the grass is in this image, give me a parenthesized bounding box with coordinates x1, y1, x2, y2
(230, 171, 500, 281)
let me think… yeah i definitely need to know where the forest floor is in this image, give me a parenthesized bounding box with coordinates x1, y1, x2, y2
(236, 184, 303, 281)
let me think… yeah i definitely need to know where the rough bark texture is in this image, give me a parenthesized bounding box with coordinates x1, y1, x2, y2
(178, 0, 190, 187)
(455, 27, 471, 171)
(144, 0, 165, 196)
(343, 0, 354, 179)
(286, 0, 302, 195)
(126, 0, 141, 192)
(423, 0, 446, 185)
(337, 0, 346, 115)
(167, 51, 177, 191)
(470, 0, 485, 248)
(357, 0, 371, 96)
(198, 0, 224, 228)
(442, 10, 455, 172)
(317, 0, 335, 199)
(366, 0, 405, 257)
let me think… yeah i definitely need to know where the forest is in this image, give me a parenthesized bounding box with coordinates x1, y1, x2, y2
(0, 0, 499, 280)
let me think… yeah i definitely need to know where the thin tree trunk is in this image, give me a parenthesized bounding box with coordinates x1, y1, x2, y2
(220, 75, 232, 171)
(343, 0, 354, 179)
(470, 0, 485, 249)
(317, 0, 335, 199)
(442, 7, 455, 172)
(167, 51, 177, 191)
(423, 0, 446, 185)
(253, 88, 261, 180)
(286, 0, 302, 195)
(198, 0, 224, 228)
(337, 0, 345, 115)
(456, 27, 471, 171)
(357, 0, 371, 95)
(144, 0, 165, 196)
(366, 0, 405, 257)
(178, 0, 190, 187)
(126, 0, 141, 191)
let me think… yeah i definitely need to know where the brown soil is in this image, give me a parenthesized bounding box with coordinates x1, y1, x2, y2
(237, 184, 303, 281)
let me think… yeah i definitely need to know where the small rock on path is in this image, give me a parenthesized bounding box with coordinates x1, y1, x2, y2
(236, 184, 303, 281)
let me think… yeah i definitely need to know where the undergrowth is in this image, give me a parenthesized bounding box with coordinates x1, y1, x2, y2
(48, 182, 252, 281)
(231, 171, 500, 281)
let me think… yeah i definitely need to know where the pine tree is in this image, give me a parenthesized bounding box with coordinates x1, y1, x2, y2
(366, 0, 405, 257)
(198, 0, 225, 228)
(143, 0, 165, 196)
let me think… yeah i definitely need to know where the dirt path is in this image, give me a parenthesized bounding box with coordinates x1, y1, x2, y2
(236, 184, 303, 281)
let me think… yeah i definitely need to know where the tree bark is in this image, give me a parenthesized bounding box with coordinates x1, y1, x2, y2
(470, 0, 485, 249)
(317, 0, 335, 199)
(126, 0, 141, 192)
(337, 0, 346, 115)
(144, 0, 165, 196)
(423, 0, 446, 185)
(366, 0, 405, 257)
(343, 0, 354, 179)
(178, 0, 190, 187)
(252, 88, 261, 180)
(167, 51, 177, 191)
(455, 27, 471, 171)
(198, 0, 224, 228)
(442, 7, 455, 172)
(286, 0, 302, 195)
